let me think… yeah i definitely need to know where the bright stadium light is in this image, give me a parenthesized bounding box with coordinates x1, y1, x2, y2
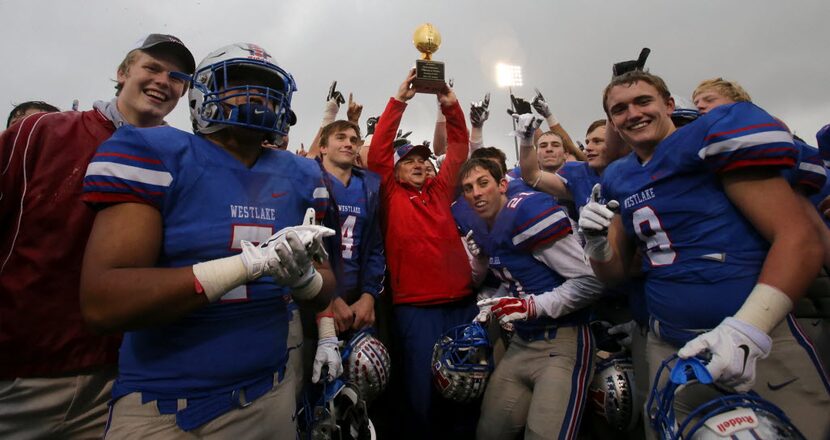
(496, 63, 523, 88)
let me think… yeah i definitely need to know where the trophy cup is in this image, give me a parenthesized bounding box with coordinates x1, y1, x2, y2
(412, 23, 446, 94)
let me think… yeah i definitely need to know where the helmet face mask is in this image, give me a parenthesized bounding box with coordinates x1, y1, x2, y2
(297, 379, 376, 440)
(431, 322, 493, 403)
(647, 355, 805, 440)
(189, 43, 297, 140)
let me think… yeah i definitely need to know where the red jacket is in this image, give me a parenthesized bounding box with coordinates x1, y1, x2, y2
(368, 98, 472, 305)
(0, 110, 121, 378)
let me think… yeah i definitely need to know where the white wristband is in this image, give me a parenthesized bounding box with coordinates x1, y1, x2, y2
(321, 101, 338, 127)
(291, 267, 323, 301)
(318, 316, 336, 339)
(193, 255, 248, 303)
(733, 283, 793, 334)
(545, 114, 559, 127)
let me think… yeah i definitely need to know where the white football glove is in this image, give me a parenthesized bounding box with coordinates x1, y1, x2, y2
(464, 230, 481, 258)
(578, 184, 619, 262)
(313, 316, 343, 383)
(477, 296, 537, 326)
(678, 317, 771, 392)
(509, 113, 544, 146)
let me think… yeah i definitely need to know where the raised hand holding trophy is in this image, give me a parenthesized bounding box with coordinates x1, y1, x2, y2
(412, 23, 446, 94)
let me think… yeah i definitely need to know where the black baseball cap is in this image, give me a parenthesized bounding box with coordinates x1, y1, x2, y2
(134, 33, 195, 75)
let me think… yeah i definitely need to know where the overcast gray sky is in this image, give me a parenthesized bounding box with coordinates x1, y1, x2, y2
(3, 0, 828, 164)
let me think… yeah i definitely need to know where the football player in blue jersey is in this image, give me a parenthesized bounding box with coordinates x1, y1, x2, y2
(317, 119, 384, 333)
(582, 70, 830, 439)
(79, 43, 339, 439)
(459, 147, 604, 438)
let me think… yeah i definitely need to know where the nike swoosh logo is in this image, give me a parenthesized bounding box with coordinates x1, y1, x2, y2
(271, 192, 287, 198)
(767, 377, 798, 391)
(738, 344, 750, 374)
(254, 109, 265, 115)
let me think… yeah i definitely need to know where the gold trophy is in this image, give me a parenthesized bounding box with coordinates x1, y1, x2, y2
(412, 23, 446, 94)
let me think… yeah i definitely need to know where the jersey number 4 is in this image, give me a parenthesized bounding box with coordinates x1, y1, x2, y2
(632, 206, 676, 266)
(341, 215, 357, 259)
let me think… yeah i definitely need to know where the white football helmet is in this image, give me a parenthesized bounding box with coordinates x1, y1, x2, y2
(648, 355, 805, 439)
(588, 354, 639, 432)
(188, 42, 297, 141)
(341, 329, 391, 403)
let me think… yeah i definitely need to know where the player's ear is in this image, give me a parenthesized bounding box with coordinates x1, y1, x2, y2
(498, 178, 508, 194)
(665, 95, 676, 116)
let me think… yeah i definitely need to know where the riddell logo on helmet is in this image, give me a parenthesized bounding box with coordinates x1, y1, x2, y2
(716, 415, 756, 433)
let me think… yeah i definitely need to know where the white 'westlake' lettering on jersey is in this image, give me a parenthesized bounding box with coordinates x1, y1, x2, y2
(229, 205, 276, 221)
(338, 205, 363, 215)
(623, 187, 656, 209)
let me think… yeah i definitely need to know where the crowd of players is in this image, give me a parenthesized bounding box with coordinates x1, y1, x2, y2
(1, 33, 829, 440)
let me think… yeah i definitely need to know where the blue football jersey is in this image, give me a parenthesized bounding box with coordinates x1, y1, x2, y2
(83, 125, 329, 400)
(782, 139, 826, 195)
(601, 102, 797, 330)
(329, 172, 367, 295)
(556, 161, 601, 212)
(476, 191, 585, 331)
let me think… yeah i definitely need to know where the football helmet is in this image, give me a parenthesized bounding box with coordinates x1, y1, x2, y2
(588, 354, 639, 432)
(647, 355, 805, 439)
(671, 95, 700, 128)
(296, 379, 376, 440)
(431, 322, 493, 403)
(187, 42, 297, 139)
(341, 329, 391, 403)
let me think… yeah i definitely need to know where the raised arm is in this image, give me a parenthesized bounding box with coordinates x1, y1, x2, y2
(434, 83, 469, 198)
(516, 114, 572, 200)
(532, 89, 586, 161)
(367, 69, 415, 182)
(307, 81, 345, 158)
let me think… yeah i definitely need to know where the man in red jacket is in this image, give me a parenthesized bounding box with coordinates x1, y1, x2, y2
(0, 34, 194, 438)
(368, 68, 477, 438)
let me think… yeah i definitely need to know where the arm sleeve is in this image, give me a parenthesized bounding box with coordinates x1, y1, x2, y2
(367, 98, 406, 189)
(699, 102, 797, 174)
(81, 126, 172, 210)
(510, 193, 573, 251)
(433, 101, 469, 199)
(360, 208, 386, 298)
(530, 235, 605, 318)
(783, 140, 827, 195)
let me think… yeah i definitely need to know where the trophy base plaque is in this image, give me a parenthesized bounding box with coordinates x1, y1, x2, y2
(413, 59, 446, 94)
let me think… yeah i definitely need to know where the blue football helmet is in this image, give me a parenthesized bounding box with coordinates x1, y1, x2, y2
(431, 322, 493, 403)
(647, 355, 805, 439)
(187, 43, 297, 140)
(296, 379, 376, 440)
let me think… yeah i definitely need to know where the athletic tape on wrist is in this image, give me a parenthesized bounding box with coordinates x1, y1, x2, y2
(546, 114, 559, 127)
(291, 268, 323, 301)
(733, 283, 793, 334)
(192, 255, 248, 303)
(318, 316, 337, 339)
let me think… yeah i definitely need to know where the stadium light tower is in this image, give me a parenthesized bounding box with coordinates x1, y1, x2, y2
(496, 63, 523, 162)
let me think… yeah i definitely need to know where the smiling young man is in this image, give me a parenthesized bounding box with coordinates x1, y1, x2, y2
(580, 70, 830, 438)
(318, 120, 384, 334)
(79, 43, 338, 438)
(0, 33, 194, 439)
(457, 157, 603, 440)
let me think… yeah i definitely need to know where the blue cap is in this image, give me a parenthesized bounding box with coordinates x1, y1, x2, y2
(394, 143, 432, 165)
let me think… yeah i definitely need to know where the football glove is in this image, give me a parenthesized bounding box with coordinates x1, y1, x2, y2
(678, 317, 771, 392)
(477, 296, 537, 326)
